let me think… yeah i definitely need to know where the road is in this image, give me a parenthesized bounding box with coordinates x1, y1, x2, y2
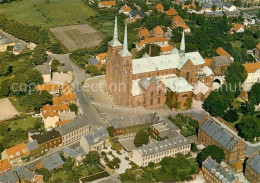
(49, 53, 107, 129)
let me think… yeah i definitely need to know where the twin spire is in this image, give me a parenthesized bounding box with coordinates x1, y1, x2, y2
(110, 17, 131, 57)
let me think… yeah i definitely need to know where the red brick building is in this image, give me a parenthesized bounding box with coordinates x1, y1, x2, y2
(245, 150, 260, 183)
(106, 17, 212, 110)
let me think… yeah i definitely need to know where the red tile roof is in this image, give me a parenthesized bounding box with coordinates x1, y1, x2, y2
(233, 24, 244, 32)
(216, 47, 232, 58)
(98, 1, 116, 6)
(153, 26, 164, 35)
(0, 159, 11, 172)
(156, 3, 164, 12)
(36, 84, 59, 92)
(256, 43, 260, 50)
(243, 62, 260, 73)
(121, 4, 132, 12)
(139, 28, 150, 37)
(160, 45, 174, 52)
(165, 8, 178, 16)
(6, 143, 29, 160)
(52, 93, 76, 105)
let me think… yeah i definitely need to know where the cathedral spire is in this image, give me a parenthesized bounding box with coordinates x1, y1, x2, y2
(119, 23, 132, 57)
(110, 17, 122, 47)
(180, 31, 185, 56)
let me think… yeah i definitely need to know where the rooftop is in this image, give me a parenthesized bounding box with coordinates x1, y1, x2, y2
(82, 128, 108, 147)
(0, 159, 11, 173)
(31, 130, 61, 144)
(25, 140, 39, 152)
(247, 150, 260, 174)
(34, 62, 51, 75)
(42, 153, 64, 171)
(0, 34, 14, 45)
(243, 62, 260, 73)
(0, 169, 19, 183)
(5, 143, 29, 160)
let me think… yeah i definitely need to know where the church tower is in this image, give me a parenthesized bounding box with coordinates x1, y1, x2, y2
(106, 17, 123, 95)
(179, 31, 185, 57)
(114, 23, 133, 106)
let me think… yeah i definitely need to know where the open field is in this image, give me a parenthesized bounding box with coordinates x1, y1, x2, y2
(0, 98, 19, 121)
(50, 24, 103, 51)
(0, 0, 98, 29)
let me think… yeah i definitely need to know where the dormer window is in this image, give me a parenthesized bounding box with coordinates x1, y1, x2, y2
(10, 154, 14, 158)
(22, 149, 26, 153)
(16, 151, 20, 156)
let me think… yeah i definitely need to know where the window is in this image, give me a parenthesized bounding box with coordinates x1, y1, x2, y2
(151, 91, 154, 97)
(150, 99, 153, 105)
(186, 72, 190, 81)
(159, 90, 161, 95)
(157, 97, 160, 104)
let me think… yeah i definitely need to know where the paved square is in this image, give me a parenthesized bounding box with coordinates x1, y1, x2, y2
(0, 98, 19, 121)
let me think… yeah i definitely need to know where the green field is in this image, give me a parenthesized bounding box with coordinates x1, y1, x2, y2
(0, 0, 98, 29)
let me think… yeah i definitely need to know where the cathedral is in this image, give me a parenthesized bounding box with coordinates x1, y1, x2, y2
(106, 17, 213, 110)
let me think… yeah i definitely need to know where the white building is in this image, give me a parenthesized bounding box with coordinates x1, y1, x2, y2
(243, 63, 260, 83)
(223, 2, 237, 12)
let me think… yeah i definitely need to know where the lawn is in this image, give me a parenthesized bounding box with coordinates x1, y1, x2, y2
(8, 116, 40, 131)
(0, 0, 98, 29)
(8, 97, 26, 113)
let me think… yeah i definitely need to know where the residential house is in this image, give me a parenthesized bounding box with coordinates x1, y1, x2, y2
(245, 150, 260, 183)
(120, 4, 132, 15)
(36, 84, 59, 95)
(216, 47, 234, 61)
(52, 72, 73, 84)
(136, 36, 168, 51)
(132, 134, 191, 166)
(160, 45, 174, 55)
(57, 65, 72, 74)
(25, 140, 39, 160)
(14, 166, 43, 183)
(0, 169, 19, 183)
(61, 83, 74, 95)
(128, 11, 145, 23)
(30, 130, 62, 157)
(88, 56, 103, 70)
(13, 43, 25, 55)
(230, 24, 244, 34)
(0, 33, 15, 52)
(193, 81, 211, 101)
(243, 62, 260, 83)
(202, 157, 240, 183)
(223, 2, 237, 12)
(109, 113, 161, 137)
(96, 52, 108, 64)
(225, 10, 241, 17)
(63, 147, 85, 166)
(151, 26, 164, 37)
(172, 16, 190, 33)
(57, 116, 91, 146)
(80, 128, 108, 154)
(37, 153, 64, 171)
(198, 117, 246, 163)
(34, 63, 52, 83)
(0, 159, 11, 175)
(165, 8, 178, 16)
(139, 28, 150, 39)
(98, 1, 116, 8)
(210, 55, 231, 76)
(255, 43, 260, 61)
(182, 4, 196, 10)
(52, 93, 76, 105)
(155, 3, 164, 12)
(1, 143, 29, 165)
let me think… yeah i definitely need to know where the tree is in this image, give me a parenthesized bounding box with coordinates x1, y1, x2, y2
(36, 168, 51, 182)
(136, 44, 160, 58)
(32, 44, 47, 65)
(69, 103, 78, 114)
(107, 126, 115, 137)
(197, 145, 225, 166)
(85, 65, 101, 76)
(191, 142, 198, 152)
(223, 109, 239, 122)
(203, 91, 225, 117)
(239, 101, 255, 115)
(134, 130, 149, 148)
(225, 63, 247, 85)
(233, 0, 242, 7)
(212, 4, 217, 11)
(0, 79, 11, 97)
(26, 69, 43, 85)
(250, 83, 260, 105)
(237, 115, 260, 142)
(84, 151, 100, 165)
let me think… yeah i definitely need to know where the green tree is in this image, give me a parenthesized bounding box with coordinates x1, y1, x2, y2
(0, 79, 11, 97)
(239, 101, 255, 115)
(32, 44, 47, 65)
(237, 115, 260, 142)
(69, 103, 78, 114)
(26, 69, 44, 85)
(191, 142, 198, 152)
(203, 91, 225, 117)
(250, 83, 260, 105)
(107, 126, 115, 137)
(223, 109, 239, 122)
(233, 0, 242, 7)
(225, 63, 247, 85)
(136, 44, 161, 58)
(197, 145, 225, 166)
(85, 65, 101, 76)
(134, 130, 149, 148)
(84, 151, 100, 165)
(212, 4, 217, 11)
(36, 168, 51, 182)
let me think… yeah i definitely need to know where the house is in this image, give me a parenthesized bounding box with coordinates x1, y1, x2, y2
(0, 33, 15, 52)
(34, 63, 52, 83)
(230, 24, 244, 34)
(30, 130, 62, 157)
(25, 140, 39, 159)
(225, 10, 241, 17)
(210, 55, 231, 76)
(52, 72, 73, 84)
(0, 169, 19, 183)
(96, 52, 108, 64)
(136, 36, 168, 51)
(120, 4, 132, 15)
(151, 26, 164, 37)
(57, 116, 91, 146)
(13, 43, 25, 55)
(193, 81, 211, 101)
(88, 56, 103, 70)
(198, 117, 246, 163)
(132, 133, 190, 166)
(61, 83, 74, 95)
(63, 147, 85, 166)
(160, 45, 174, 55)
(109, 113, 161, 137)
(14, 166, 43, 183)
(216, 47, 234, 61)
(0, 159, 11, 175)
(1, 143, 29, 165)
(245, 150, 260, 183)
(36, 84, 59, 95)
(37, 153, 64, 171)
(40, 104, 60, 129)
(155, 3, 164, 12)
(80, 128, 108, 154)
(202, 157, 239, 183)
(98, 1, 116, 8)
(139, 28, 150, 39)
(223, 2, 237, 12)
(52, 93, 76, 105)
(57, 65, 72, 74)
(128, 11, 145, 23)
(243, 62, 260, 83)
(172, 16, 190, 33)
(56, 119, 73, 127)
(165, 8, 178, 16)
(182, 4, 196, 10)
(255, 43, 260, 61)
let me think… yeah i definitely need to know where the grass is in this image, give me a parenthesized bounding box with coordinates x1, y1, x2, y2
(231, 40, 242, 49)
(8, 97, 26, 113)
(0, 76, 11, 85)
(8, 116, 40, 131)
(0, 0, 98, 29)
